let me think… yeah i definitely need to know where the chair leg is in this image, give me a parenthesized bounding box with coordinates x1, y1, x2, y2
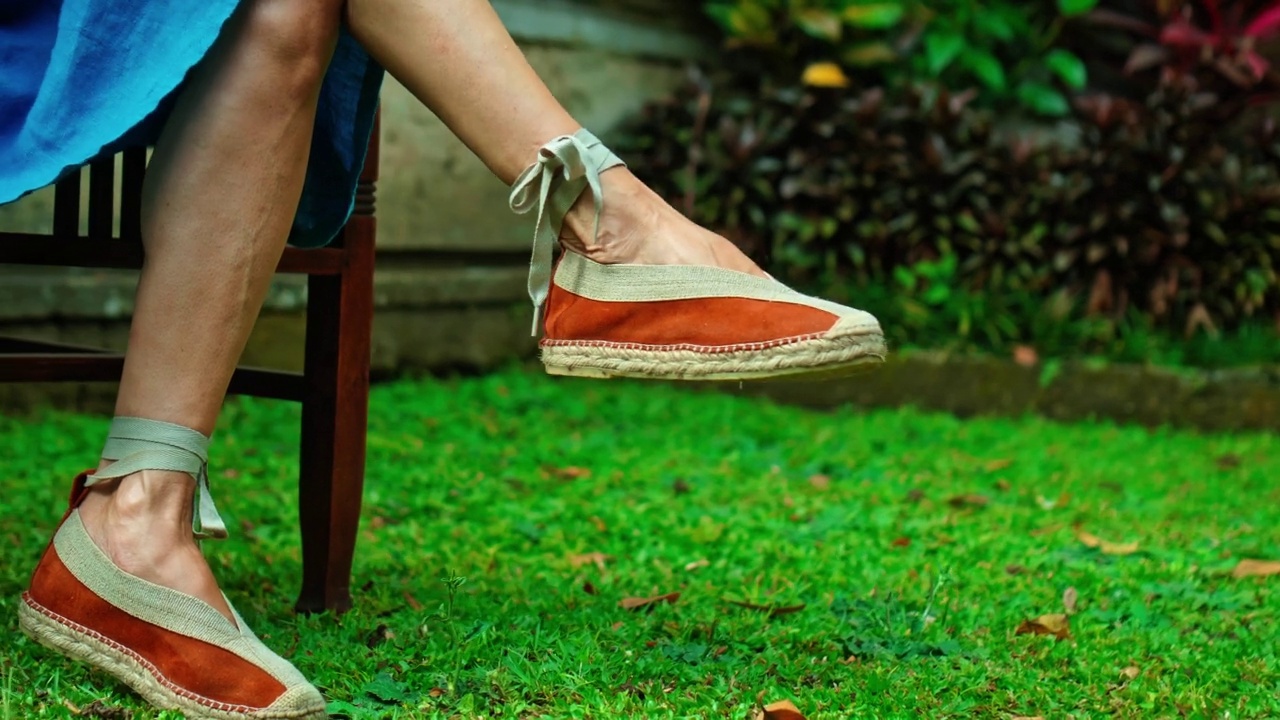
(295, 223, 375, 615)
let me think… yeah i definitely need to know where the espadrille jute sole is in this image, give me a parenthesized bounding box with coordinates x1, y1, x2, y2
(541, 333, 887, 382)
(18, 596, 327, 720)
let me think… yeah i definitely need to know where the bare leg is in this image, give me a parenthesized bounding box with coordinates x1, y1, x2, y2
(75, 0, 342, 621)
(344, 0, 767, 277)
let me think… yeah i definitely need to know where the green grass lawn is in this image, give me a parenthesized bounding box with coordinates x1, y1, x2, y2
(2, 367, 1278, 719)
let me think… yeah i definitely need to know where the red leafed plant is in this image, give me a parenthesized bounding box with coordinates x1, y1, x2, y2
(1089, 0, 1280, 99)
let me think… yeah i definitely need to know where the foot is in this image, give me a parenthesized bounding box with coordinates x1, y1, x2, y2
(77, 469, 235, 624)
(519, 129, 885, 382)
(559, 168, 770, 279)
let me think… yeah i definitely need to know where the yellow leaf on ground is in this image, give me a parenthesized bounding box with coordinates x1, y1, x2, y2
(985, 458, 1014, 472)
(1120, 666, 1140, 680)
(1232, 558, 1280, 578)
(1015, 613, 1070, 640)
(568, 552, 612, 569)
(1075, 528, 1140, 555)
(801, 62, 849, 88)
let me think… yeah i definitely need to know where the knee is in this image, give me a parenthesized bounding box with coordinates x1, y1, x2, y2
(237, 0, 344, 89)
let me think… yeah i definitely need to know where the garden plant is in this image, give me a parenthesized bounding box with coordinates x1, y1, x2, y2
(623, 0, 1280, 365)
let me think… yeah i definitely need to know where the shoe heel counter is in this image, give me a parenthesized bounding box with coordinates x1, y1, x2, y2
(27, 536, 65, 605)
(27, 470, 91, 602)
(67, 470, 94, 509)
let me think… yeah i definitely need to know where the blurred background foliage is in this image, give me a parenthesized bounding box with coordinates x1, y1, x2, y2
(621, 0, 1280, 364)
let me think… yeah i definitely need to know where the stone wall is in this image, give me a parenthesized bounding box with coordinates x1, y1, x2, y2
(0, 0, 710, 399)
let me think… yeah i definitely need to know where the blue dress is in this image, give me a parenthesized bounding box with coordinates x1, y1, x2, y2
(0, 0, 384, 248)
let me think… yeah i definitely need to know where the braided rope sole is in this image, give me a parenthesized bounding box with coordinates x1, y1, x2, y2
(541, 331, 888, 381)
(18, 595, 326, 720)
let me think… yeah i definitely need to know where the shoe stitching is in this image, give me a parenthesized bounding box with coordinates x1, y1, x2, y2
(541, 330, 843, 353)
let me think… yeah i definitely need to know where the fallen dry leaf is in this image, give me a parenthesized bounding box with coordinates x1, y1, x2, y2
(1063, 586, 1078, 615)
(364, 624, 395, 648)
(551, 465, 592, 480)
(618, 680, 645, 699)
(1075, 527, 1140, 556)
(995, 479, 1012, 492)
(403, 591, 424, 612)
(1015, 613, 1070, 640)
(727, 600, 807, 618)
(568, 551, 613, 570)
(1013, 345, 1040, 366)
(808, 474, 831, 490)
(684, 558, 710, 571)
(947, 493, 990, 509)
(589, 516, 608, 533)
(1036, 492, 1071, 510)
(985, 458, 1014, 472)
(891, 536, 911, 548)
(1005, 564, 1027, 575)
(428, 687, 445, 698)
(759, 699, 806, 720)
(68, 700, 129, 719)
(619, 592, 680, 611)
(1231, 558, 1280, 578)
(1215, 453, 1242, 470)
(1120, 666, 1140, 681)
(1029, 522, 1066, 537)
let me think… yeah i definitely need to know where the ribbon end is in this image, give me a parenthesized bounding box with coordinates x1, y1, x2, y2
(531, 303, 544, 337)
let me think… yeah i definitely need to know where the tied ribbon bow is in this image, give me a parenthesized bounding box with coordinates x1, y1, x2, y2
(86, 417, 226, 540)
(508, 128, 624, 335)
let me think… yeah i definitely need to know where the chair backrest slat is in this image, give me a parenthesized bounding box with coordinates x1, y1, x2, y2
(120, 148, 147, 243)
(53, 171, 82, 237)
(88, 157, 115, 240)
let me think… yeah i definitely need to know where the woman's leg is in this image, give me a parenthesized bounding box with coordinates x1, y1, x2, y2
(344, 0, 766, 277)
(74, 0, 343, 622)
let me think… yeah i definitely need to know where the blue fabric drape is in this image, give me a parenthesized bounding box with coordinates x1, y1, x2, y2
(0, 0, 383, 248)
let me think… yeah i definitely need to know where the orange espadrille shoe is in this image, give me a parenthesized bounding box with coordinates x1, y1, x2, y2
(19, 420, 326, 720)
(509, 129, 887, 381)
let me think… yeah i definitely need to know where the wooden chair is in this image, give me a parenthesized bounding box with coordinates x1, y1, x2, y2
(0, 116, 380, 615)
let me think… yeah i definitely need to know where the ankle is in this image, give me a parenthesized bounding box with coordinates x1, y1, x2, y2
(560, 170, 661, 262)
(83, 469, 195, 527)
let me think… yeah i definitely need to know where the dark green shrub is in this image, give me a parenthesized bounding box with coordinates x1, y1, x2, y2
(618, 73, 1280, 343)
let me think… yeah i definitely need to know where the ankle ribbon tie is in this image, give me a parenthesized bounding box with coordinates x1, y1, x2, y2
(509, 128, 625, 336)
(85, 417, 226, 540)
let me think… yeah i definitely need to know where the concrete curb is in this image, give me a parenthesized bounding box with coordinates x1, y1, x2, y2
(724, 350, 1280, 433)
